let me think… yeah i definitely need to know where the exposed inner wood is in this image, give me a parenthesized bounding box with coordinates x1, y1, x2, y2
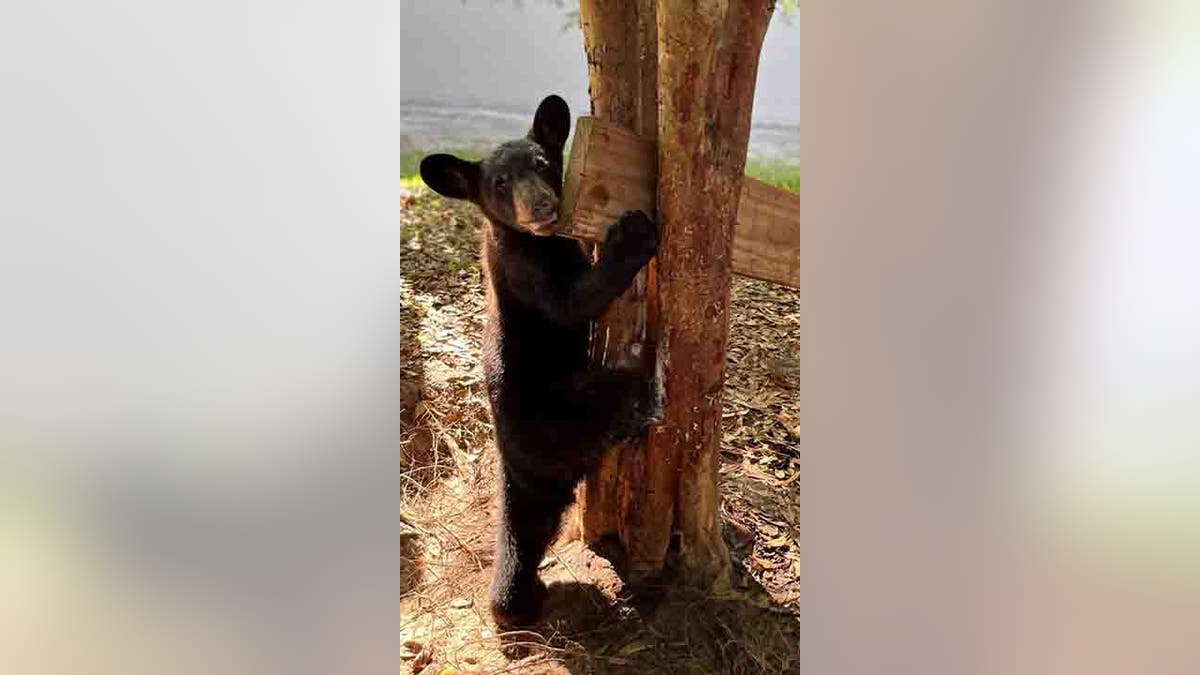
(575, 0, 658, 556)
(561, 116, 799, 289)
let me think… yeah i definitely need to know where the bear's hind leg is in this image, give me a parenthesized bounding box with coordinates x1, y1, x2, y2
(490, 470, 571, 628)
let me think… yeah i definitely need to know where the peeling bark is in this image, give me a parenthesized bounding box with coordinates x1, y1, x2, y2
(576, 0, 658, 549)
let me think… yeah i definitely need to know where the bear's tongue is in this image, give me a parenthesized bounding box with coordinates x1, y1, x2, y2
(527, 215, 559, 235)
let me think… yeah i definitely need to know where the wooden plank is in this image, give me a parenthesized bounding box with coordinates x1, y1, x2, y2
(732, 176, 801, 288)
(561, 116, 657, 240)
(560, 116, 800, 289)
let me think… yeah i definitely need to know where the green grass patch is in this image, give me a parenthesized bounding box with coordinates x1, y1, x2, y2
(400, 148, 483, 182)
(746, 159, 799, 193)
(402, 147, 798, 194)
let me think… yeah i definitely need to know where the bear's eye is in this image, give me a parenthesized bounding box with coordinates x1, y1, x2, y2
(494, 175, 509, 192)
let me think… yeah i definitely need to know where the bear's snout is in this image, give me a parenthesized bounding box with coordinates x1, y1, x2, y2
(513, 178, 561, 235)
(531, 196, 556, 220)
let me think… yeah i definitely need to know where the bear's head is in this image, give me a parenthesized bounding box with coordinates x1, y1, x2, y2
(420, 95, 571, 237)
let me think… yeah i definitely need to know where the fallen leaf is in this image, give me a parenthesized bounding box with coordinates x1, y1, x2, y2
(449, 597, 473, 609)
(617, 643, 652, 657)
(766, 534, 790, 548)
(411, 645, 434, 673)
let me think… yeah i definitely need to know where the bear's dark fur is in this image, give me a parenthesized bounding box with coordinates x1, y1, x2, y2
(420, 95, 659, 628)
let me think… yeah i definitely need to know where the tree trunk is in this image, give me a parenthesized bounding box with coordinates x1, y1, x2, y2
(576, 0, 774, 588)
(649, 0, 774, 588)
(575, 0, 659, 548)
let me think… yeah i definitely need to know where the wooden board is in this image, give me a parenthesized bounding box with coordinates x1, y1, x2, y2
(560, 116, 800, 288)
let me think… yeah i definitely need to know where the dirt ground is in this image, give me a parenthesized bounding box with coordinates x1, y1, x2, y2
(401, 185, 799, 674)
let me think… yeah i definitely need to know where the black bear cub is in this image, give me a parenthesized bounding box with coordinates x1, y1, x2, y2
(420, 95, 659, 628)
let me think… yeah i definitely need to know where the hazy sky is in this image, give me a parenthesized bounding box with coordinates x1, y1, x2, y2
(400, 0, 799, 125)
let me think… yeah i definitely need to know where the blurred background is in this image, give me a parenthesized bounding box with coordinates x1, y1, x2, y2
(1, 2, 399, 673)
(800, 1, 1199, 672)
(1032, 0, 1200, 564)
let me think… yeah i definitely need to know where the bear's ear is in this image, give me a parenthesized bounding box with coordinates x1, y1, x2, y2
(529, 95, 571, 152)
(419, 154, 481, 201)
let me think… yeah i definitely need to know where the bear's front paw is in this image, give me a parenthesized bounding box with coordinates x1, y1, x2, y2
(607, 375, 661, 440)
(604, 210, 659, 266)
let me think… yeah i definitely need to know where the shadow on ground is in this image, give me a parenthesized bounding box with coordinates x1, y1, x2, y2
(498, 543, 800, 674)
